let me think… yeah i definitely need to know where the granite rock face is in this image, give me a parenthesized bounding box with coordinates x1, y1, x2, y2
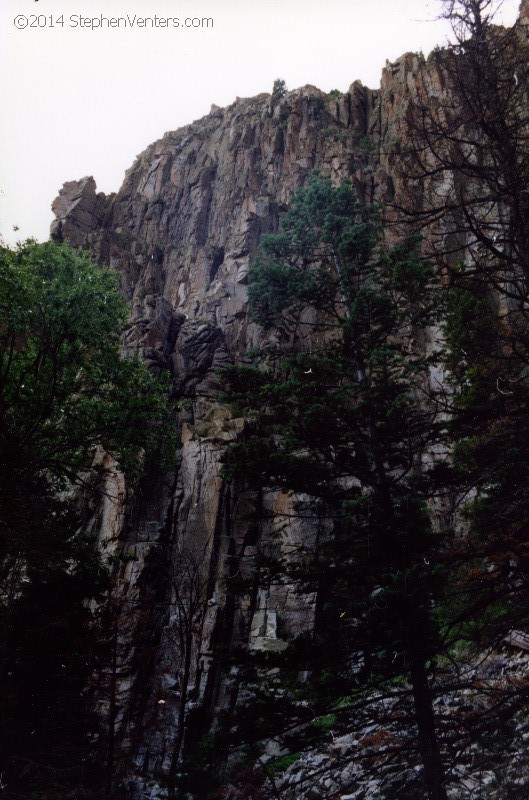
(49, 67, 443, 794)
(51, 176, 111, 247)
(49, 30, 514, 791)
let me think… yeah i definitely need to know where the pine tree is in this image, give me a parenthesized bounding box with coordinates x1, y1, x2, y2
(222, 174, 450, 800)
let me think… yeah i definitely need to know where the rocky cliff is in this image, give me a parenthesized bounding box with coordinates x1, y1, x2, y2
(49, 5, 529, 796)
(51, 79, 386, 793)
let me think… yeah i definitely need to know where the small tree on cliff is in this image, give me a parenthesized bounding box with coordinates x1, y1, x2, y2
(272, 78, 287, 100)
(0, 240, 172, 797)
(223, 174, 450, 800)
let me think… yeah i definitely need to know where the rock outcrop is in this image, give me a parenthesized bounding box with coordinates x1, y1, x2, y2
(51, 176, 111, 247)
(49, 7, 529, 792)
(53, 82, 386, 792)
(48, 66, 446, 797)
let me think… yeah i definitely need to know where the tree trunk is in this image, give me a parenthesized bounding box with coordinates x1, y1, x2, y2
(407, 646, 447, 800)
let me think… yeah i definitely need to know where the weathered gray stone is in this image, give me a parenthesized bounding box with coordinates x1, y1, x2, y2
(50, 176, 109, 247)
(49, 4, 529, 794)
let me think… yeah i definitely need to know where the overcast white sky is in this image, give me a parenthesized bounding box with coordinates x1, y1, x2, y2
(0, 0, 521, 245)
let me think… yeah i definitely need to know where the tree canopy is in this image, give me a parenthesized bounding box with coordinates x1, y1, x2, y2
(0, 239, 174, 797)
(222, 174, 451, 800)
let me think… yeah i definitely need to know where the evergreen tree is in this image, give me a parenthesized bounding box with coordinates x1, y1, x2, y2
(222, 175, 450, 800)
(441, 273, 529, 653)
(0, 240, 173, 798)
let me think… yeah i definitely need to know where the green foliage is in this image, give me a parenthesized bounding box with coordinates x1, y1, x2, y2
(443, 279, 501, 392)
(265, 751, 301, 776)
(0, 240, 171, 484)
(322, 126, 348, 142)
(440, 269, 529, 651)
(312, 712, 337, 731)
(0, 240, 174, 797)
(248, 173, 379, 329)
(222, 177, 450, 780)
(272, 78, 287, 99)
